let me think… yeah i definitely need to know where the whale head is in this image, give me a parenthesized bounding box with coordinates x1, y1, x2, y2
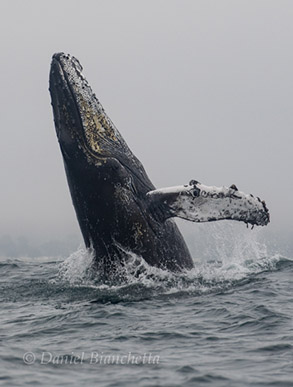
(49, 53, 154, 195)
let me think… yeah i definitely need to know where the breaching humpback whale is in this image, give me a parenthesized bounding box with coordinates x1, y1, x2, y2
(49, 53, 269, 277)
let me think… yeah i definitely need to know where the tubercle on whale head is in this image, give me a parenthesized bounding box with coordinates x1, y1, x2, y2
(49, 53, 126, 162)
(49, 52, 155, 196)
(49, 53, 87, 158)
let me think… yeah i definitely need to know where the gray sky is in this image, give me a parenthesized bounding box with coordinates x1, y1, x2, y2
(0, 0, 292, 242)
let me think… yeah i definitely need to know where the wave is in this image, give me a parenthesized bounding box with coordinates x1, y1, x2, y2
(2, 223, 290, 303)
(55, 224, 291, 301)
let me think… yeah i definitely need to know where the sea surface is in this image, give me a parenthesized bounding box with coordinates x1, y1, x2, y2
(1, 224, 293, 386)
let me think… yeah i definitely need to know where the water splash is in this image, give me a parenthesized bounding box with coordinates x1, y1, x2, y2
(57, 246, 97, 285)
(57, 222, 283, 299)
(191, 222, 278, 277)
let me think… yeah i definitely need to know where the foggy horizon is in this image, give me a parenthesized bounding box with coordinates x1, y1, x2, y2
(1, 1, 292, 246)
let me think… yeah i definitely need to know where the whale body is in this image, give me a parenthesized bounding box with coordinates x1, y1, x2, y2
(49, 53, 269, 278)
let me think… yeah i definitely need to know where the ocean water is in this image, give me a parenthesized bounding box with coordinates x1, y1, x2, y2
(1, 224, 293, 387)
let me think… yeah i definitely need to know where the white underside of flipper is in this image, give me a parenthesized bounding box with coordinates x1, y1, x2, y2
(147, 180, 270, 227)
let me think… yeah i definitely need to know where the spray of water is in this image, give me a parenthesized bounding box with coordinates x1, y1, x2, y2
(57, 222, 282, 296)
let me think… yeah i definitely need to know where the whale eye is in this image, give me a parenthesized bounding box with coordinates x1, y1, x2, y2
(111, 163, 119, 171)
(110, 158, 123, 171)
(126, 175, 137, 194)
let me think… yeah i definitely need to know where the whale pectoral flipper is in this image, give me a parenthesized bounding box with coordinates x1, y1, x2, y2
(146, 180, 270, 227)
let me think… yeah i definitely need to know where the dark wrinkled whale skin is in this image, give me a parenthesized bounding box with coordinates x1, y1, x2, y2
(49, 53, 194, 277)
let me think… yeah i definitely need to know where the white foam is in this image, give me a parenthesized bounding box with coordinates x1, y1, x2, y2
(57, 246, 97, 285)
(56, 224, 281, 296)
